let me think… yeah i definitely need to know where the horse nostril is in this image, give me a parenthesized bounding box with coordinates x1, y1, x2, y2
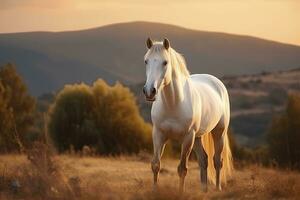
(151, 87, 156, 95)
(143, 86, 146, 95)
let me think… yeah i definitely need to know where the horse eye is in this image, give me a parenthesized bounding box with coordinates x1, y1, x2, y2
(145, 60, 148, 65)
(163, 61, 168, 66)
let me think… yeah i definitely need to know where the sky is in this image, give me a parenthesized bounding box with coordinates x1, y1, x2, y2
(0, 0, 299, 45)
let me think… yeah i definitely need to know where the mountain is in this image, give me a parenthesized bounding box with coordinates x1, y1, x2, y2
(1, 21, 300, 95)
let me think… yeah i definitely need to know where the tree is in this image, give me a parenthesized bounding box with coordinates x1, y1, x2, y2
(0, 82, 14, 150)
(48, 84, 97, 152)
(48, 80, 152, 155)
(267, 94, 300, 169)
(0, 63, 36, 151)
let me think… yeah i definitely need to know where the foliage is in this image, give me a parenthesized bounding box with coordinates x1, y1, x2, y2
(0, 63, 36, 152)
(48, 80, 152, 155)
(227, 129, 269, 166)
(267, 94, 300, 169)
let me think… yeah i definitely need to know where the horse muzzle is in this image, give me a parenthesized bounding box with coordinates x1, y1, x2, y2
(143, 85, 157, 102)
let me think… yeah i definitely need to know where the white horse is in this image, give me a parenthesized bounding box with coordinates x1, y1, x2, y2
(142, 38, 233, 192)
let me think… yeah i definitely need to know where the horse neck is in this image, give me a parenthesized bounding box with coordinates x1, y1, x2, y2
(160, 67, 188, 109)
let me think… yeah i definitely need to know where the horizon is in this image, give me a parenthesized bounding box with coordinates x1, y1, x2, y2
(1, 20, 300, 47)
(0, 0, 299, 46)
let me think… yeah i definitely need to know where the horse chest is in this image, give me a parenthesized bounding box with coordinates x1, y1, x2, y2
(154, 109, 194, 137)
(160, 118, 187, 134)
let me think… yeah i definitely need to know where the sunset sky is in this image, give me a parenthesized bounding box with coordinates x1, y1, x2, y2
(0, 0, 299, 45)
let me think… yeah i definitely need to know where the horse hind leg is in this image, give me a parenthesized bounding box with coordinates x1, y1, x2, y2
(211, 122, 225, 191)
(193, 136, 208, 192)
(178, 130, 195, 193)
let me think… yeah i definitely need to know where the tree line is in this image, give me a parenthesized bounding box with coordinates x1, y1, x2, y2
(0, 63, 299, 169)
(48, 79, 152, 154)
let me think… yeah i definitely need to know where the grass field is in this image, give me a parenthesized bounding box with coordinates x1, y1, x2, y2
(0, 154, 299, 200)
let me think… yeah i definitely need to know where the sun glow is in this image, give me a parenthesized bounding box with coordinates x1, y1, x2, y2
(0, 0, 299, 45)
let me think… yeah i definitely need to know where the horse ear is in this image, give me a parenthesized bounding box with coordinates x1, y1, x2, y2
(163, 38, 170, 50)
(146, 37, 153, 49)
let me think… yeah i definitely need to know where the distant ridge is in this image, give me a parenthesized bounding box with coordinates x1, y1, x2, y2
(1, 21, 300, 95)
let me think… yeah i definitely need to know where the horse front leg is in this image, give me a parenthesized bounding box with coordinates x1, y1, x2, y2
(151, 126, 167, 188)
(178, 130, 195, 193)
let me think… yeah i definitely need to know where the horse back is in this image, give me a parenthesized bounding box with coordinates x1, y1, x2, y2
(189, 74, 227, 99)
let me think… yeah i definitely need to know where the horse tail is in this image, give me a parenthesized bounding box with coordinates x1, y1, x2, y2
(201, 132, 216, 184)
(221, 125, 234, 184)
(220, 90, 234, 184)
(201, 89, 233, 185)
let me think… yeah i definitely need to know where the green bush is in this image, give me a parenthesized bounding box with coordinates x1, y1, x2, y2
(48, 80, 152, 155)
(267, 94, 300, 169)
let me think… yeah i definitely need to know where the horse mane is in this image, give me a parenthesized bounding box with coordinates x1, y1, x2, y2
(169, 48, 190, 78)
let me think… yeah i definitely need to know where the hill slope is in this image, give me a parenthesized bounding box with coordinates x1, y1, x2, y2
(1, 21, 300, 95)
(131, 68, 300, 146)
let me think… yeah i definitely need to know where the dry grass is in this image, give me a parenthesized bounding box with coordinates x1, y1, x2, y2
(0, 154, 299, 200)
